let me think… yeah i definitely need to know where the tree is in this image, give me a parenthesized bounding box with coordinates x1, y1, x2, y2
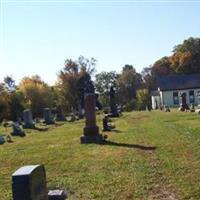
(151, 57, 172, 76)
(58, 56, 96, 112)
(117, 65, 143, 105)
(141, 66, 156, 90)
(95, 71, 118, 107)
(4, 76, 16, 92)
(151, 37, 200, 76)
(136, 89, 150, 110)
(8, 90, 26, 121)
(19, 75, 54, 117)
(0, 83, 10, 121)
(95, 71, 117, 94)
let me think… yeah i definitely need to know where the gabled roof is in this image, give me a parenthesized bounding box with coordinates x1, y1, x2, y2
(156, 74, 200, 91)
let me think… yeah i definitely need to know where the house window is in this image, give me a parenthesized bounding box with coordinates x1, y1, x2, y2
(173, 92, 179, 105)
(189, 90, 194, 103)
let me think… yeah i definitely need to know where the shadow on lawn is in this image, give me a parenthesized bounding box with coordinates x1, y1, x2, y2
(103, 140, 157, 151)
(111, 129, 122, 133)
(33, 127, 49, 132)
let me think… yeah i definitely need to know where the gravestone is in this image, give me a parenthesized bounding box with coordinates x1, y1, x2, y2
(95, 93, 102, 110)
(109, 86, 119, 117)
(179, 92, 189, 111)
(190, 103, 195, 112)
(48, 190, 67, 200)
(80, 93, 105, 143)
(11, 123, 25, 137)
(196, 91, 200, 105)
(0, 136, 5, 144)
(102, 115, 115, 131)
(67, 114, 76, 122)
(43, 108, 55, 124)
(103, 115, 111, 131)
(12, 165, 48, 200)
(164, 105, 170, 112)
(23, 109, 35, 128)
(56, 106, 66, 121)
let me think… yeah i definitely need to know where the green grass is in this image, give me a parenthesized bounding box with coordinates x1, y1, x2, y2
(0, 110, 200, 199)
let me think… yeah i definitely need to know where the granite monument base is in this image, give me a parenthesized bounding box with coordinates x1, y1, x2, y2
(44, 120, 55, 125)
(81, 126, 105, 143)
(108, 113, 119, 118)
(80, 133, 105, 144)
(23, 123, 35, 129)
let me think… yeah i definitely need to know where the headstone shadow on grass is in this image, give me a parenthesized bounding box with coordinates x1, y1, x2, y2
(111, 129, 122, 133)
(102, 140, 157, 150)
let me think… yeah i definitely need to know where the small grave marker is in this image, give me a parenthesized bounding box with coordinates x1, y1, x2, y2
(11, 123, 25, 137)
(0, 136, 5, 144)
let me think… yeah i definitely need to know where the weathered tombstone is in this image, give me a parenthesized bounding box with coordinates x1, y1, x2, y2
(95, 93, 102, 110)
(48, 190, 67, 200)
(11, 123, 25, 137)
(43, 108, 55, 124)
(80, 93, 105, 143)
(179, 92, 189, 111)
(117, 105, 123, 114)
(190, 103, 195, 112)
(103, 115, 111, 131)
(109, 86, 119, 117)
(102, 115, 115, 131)
(0, 136, 5, 144)
(67, 114, 76, 122)
(164, 105, 170, 112)
(196, 91, 200, 105)
(12, 165, 48, 200)
(56, 106, 66, 121)
(23, 109, 35, 128)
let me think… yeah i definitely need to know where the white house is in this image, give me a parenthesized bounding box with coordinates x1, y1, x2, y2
(151, 74, 200, 109)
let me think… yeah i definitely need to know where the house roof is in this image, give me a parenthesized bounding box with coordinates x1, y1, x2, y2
(156, 74, 200, 91)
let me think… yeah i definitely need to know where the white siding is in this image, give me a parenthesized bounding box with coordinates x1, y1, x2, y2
(152, 96, 161, 109)
(162, 88, 200, 107)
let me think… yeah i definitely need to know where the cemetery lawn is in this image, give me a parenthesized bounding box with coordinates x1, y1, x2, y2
(1, 110, 200, 200)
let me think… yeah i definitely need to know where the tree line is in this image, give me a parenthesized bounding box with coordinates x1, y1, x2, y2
(1, 37, 200, 121)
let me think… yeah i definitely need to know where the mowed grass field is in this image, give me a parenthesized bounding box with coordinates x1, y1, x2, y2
(0, 110, 200, 200)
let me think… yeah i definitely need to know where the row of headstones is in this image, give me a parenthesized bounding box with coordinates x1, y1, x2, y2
(24, 108, 81, 125)
(22, 107, 79, 129)
(0, 108, 73, 143)
(23, 108, 59, 128)
(10, 108, 56, 138)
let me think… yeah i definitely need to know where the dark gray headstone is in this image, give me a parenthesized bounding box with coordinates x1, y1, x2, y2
(56, 107, 66, 122)
(0, 136, 5, 144)
(11, 123, 25, 137)
(109, 86, 119, 117)
(23, 109, 35, 128)
(12, 165, 48, 200)
(43, 108, 55, 124)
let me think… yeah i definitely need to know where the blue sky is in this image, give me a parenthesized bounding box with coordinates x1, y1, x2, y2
(0, 0, 200, 84)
